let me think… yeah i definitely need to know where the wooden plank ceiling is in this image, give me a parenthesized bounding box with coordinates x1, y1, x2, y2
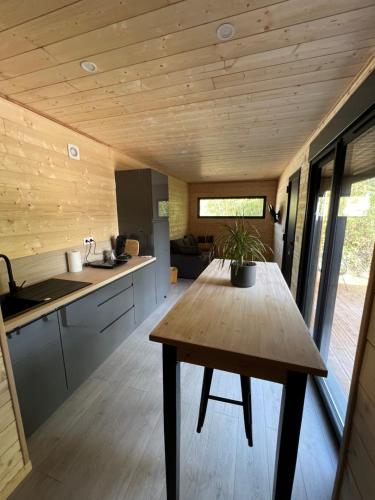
(0, 0, 374, 182)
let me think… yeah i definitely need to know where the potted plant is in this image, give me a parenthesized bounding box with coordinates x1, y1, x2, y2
(215, 219, 271, 288)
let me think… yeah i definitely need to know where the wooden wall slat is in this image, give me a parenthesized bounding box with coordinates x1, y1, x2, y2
(168, 177, 189, 240)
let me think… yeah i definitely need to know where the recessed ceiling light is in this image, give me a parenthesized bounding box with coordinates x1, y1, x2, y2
(80, 60, 97, 73)
(216, 23, 235, 41)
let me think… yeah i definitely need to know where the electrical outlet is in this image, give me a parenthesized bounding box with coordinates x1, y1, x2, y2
(83, 236, 94, 245)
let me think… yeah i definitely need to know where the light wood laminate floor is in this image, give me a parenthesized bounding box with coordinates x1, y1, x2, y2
(10, 280, 338, 500)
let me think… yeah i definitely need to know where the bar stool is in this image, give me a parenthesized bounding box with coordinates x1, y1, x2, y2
(196, 367, 253, 447)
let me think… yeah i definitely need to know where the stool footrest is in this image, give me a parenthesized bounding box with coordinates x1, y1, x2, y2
(208, 395, 243, 406)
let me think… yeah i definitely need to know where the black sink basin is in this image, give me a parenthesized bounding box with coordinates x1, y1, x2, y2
(0, 278, 92, 321)
(0, 295, 43, 321)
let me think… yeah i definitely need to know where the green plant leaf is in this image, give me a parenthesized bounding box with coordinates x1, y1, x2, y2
(214, 218, 272, 270)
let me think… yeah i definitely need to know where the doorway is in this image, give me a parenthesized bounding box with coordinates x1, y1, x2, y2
(282, 169, 301, 287)
(298, 111, 375, 436)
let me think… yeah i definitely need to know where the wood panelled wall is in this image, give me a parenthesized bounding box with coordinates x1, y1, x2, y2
(188, 180, 277, 254)
(0, 96, 122, 261)
(0, 96, 151, 293)
(274, 58, 374, 298)
(0, 310, 31, 498)
(168, 176, 188, 240)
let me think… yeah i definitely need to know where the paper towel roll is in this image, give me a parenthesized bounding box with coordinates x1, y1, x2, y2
(67, 250, 82, 273)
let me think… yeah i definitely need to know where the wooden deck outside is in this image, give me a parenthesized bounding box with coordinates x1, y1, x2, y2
(328, 277, 367, 397)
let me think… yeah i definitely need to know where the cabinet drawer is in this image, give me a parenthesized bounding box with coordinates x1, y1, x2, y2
(97, 285, 134, 331)
(93, 273, 133, 306)
(100, 306, 135, 354)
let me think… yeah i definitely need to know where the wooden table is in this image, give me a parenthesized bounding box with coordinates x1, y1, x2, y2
(150, 259, 327, 500)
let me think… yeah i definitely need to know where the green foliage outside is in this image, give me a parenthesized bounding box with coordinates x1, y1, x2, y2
(199, 197, 264, 217)
(341, 177, 375, 277)
(158, 200, 169, 217)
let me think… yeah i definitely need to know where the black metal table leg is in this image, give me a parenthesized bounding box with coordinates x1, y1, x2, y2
(240, 376, 253, 447)
(163, 344, 181, 500)
(197, 367, 214, 433)
(272, 371, 307, 500)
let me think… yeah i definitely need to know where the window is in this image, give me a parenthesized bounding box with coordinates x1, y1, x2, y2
(158, 200, 169, 217)
(198, 196, 266, 218)
(298, 110, 375, 438)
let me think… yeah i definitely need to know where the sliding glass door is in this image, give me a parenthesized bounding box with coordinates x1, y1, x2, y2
(301, 114, 375, 436)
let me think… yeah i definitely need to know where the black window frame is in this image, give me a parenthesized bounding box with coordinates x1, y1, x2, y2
(296, 104, 375, 440)
(197, 196, 267, 219)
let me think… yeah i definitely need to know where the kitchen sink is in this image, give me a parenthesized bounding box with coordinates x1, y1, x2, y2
(1, 278, 92, 321)
(0, 295, 43, 321)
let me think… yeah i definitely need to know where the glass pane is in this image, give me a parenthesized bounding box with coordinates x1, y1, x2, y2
(322, 125, 375, 422)
(158, 200, 169, 217)
(306, 159, 334, 333)
(199, 197, 264, 217)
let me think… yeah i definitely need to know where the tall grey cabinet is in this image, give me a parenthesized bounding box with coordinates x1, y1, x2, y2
(115, 169, 170, 304)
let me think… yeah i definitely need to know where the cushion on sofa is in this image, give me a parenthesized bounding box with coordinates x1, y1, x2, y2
(184, 234, 198, 246)
(170, 236, 201, 256)
(170, 239, 181, 254)
(179, 245, 201, 255)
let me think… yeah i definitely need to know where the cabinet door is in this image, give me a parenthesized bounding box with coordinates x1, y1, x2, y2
(59, 291, 106, 392)
(153, 220, 171, 303)
(133, 262, 157, 325)
(59, 277, 136, 392)
(7, 312, 68, 436)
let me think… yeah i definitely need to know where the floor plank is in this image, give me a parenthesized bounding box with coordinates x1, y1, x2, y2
(10, 279, 338, 500)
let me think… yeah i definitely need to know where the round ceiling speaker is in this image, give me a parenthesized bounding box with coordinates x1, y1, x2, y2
(216, 23, 235, 41)
(80, 60, 98, 73)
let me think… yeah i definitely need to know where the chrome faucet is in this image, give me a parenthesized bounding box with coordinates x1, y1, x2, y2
(0, 254, 18, 295)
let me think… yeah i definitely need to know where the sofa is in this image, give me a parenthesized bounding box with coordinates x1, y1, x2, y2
(170, 234, 211, 279)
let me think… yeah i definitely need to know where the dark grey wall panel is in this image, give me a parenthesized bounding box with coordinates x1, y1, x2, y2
(115, 169, 153, 253)
(309, 71, 375, 160)
(151, 169, 169, 220)
(7, 312, 68, 436)
(115, 168, 170, 303)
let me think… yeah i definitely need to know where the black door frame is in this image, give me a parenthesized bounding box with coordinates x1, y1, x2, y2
(296, 105, 375, 438)
(281, 169, 301, 287)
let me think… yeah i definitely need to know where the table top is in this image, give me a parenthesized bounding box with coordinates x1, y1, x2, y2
(150, 259, 327, 380)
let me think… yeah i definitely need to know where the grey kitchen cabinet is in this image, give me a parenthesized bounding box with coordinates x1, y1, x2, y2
(7, 311, 68, 437)
(58, 291, 104, 393)
(101, 306, 136, 353)
(6, 263, 155, 437)
(153, 220, 170, 303)
(59, 274, 135, 392)
(133, 261, 157, 325)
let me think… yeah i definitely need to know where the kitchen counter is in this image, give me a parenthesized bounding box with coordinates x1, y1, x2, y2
(4, 256, 156, 333)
